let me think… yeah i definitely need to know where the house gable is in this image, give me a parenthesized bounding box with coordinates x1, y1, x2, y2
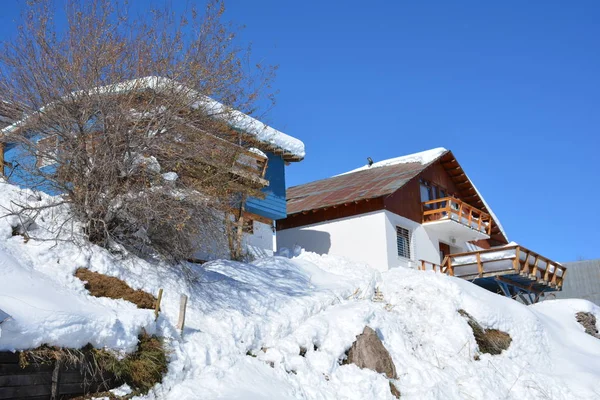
(384, 151, 508, 245)
(279, 148, 508, 246)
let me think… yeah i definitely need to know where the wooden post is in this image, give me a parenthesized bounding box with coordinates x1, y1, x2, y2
(447, 258, 454, 276)
(513, 247, 520, 272)
(154, 288, 163, 321)
(51, 359, 61, 400)
(0, 142, 4, 178)
(177, 294, 188, 335)
(476, 253, 483, 277)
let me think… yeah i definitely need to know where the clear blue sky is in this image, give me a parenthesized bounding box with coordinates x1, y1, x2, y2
(1, 1, 598, 262)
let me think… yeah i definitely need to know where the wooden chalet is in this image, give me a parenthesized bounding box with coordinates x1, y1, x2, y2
(277, 148, 565, 303)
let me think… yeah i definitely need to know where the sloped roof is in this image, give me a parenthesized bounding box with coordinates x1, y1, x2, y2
(286, 147, 508, 243)
(287, 148, 447, 214)
(0, 77, 305, 161)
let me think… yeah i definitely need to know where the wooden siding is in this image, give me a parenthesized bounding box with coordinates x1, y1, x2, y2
(246, 152, 288, 220)
(0, 351, 119, 399)
(384, 160, 463, 223)
(276, 197, 385, 230)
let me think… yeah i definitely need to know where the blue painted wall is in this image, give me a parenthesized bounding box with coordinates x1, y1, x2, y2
(3, 141, 59, 194)
(4, 142, 289, 219)
(246, 152, 287, 221)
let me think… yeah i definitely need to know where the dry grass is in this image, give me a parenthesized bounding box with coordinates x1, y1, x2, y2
(458, 309, 512, 356)
(94, 332, 168, 394)
(75, 268, 156, 309)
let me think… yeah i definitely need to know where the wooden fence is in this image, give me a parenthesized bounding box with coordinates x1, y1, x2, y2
(0, 351, 119, 400)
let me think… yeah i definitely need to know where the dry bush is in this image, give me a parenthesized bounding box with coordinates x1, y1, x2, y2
(0, 0, 276, 262)
(458, 309, 512, 356)
(74, 268, 156, 309)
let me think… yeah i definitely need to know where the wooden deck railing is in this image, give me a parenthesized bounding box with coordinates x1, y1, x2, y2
(431, 245, 567, 289)
(422, 197, 493, 235)
(191, 130, 269, 186)
(418, 259, 448, 274)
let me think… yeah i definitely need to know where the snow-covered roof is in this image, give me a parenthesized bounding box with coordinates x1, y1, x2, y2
(285, 147, 508, 243)
(339, 147, 448, 176)
(1, 76, 305, 161)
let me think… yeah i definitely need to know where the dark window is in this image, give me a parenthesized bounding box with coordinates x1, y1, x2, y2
(396, 226, 411, 259)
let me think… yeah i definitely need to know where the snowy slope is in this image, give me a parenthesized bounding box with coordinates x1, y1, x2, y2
(0, 181, 599, 399)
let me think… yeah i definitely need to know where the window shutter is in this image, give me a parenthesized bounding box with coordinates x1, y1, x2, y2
(396, 226, 411, 259)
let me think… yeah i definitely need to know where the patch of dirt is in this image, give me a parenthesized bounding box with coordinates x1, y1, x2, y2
(75, 268, 156, 309)
(458, 309, 512, 356)
(576, 312, 600, 339)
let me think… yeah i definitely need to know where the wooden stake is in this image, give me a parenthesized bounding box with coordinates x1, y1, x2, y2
(154, 288, 163, 321)
(51, 359, 61, 400)
(177, 294, 188, 335)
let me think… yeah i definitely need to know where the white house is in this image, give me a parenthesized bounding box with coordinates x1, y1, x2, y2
(276, 148, 566, 303)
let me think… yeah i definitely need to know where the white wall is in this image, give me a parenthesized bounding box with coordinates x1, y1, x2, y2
(277, 210, 464, 271)
(245, 220, 275, 259)
(277, 211, 390, 271)
(383, 210, 442, 269)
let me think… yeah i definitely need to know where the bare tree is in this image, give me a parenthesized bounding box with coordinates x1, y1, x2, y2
(0, 0, 277, 262)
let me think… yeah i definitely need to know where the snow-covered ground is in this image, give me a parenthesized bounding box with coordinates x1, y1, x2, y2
(1, 181, 599, 399)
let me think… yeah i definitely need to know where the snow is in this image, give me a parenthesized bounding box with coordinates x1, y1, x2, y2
(0, 181, 599, 399)
(1, 76, 306, 160)
(162, 172, 179, 182)
(339, 147, 448, 175)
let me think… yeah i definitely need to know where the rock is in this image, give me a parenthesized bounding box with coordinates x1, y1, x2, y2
(576, 312, 600, 339)
(344, 326, 397, 379)
(389, 381, 401, 398)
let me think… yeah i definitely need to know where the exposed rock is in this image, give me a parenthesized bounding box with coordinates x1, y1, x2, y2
(389, 381, 401, 398)
(576, 312, 600, 339)
(458, 309, 511, 355)
(344, 326, 397, 379)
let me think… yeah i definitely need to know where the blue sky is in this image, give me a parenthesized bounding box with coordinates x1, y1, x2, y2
(1, 1, 598, 262)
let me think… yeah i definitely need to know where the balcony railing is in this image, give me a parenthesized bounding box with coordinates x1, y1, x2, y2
(191, 131, 269, 187)
(422, 197, 492, 236)
(419, 245, 567, 290)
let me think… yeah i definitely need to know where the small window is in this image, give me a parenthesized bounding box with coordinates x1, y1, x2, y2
(396, 226, 411, 259)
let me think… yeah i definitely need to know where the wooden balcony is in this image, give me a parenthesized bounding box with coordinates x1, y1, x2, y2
(422, 197, 492, 242)
(192, 131, 269, 187)
(419, 245, 567, 293)
(231, 149, 269, 187)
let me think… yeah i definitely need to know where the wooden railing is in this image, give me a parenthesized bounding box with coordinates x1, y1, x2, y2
(422, 197, 493, 235)
(435, 245, 567, 289)
(190, 130, 269, 186)
(418, 259, 448, 274)
(232, 149, 269, 185)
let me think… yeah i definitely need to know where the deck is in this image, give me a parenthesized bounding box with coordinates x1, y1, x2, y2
(419, 245, 567, 301)
(422, 197, 492, 242)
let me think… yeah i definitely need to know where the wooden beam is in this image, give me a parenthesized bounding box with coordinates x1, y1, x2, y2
(0, 142, 4, 177)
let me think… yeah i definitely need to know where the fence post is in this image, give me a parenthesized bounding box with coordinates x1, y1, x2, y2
(177, 294, 188, 336)
(154, 288, 163, 321)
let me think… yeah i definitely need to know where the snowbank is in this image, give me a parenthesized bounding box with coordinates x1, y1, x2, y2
(0, 181, 599, 399)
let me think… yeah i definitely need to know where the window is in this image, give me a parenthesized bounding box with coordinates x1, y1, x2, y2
(396, 226, 411, 259)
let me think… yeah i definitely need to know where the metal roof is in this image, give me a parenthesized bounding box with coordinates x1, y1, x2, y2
(551, 259, 600, 306)
(286, 156, 443, 215)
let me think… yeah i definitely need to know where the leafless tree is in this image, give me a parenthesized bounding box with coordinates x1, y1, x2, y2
(0, 0, 277, 262)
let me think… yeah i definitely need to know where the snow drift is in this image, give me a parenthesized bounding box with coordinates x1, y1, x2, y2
(0, 180, 599, 399)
